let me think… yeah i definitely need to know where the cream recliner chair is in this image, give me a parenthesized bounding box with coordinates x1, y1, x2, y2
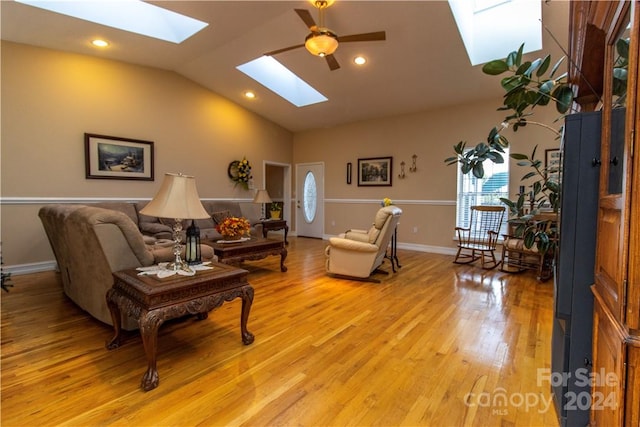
(325, 206, 402, 282)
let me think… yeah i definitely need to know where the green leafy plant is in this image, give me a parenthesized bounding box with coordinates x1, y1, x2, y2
(447, 39, 629, 254)
(445, 43, 570, 252)
(270, 202, 282, 211)
(499, 145, 560, 254)
(445, 43, 570, 178)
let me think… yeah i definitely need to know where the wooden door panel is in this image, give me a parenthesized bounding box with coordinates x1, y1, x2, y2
(591, 299, 625, 426)
(594, 207, 625, 319)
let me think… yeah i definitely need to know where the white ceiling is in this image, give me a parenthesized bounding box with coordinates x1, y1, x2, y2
(0, 0, 570, 133)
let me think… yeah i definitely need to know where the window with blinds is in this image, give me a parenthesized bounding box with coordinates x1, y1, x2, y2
(456, 150, 509, 235)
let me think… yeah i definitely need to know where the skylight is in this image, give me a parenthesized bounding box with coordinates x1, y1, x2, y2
(448, 0, 542, 66)
(15, 0, 208, 44)
(237, 56, 328, 108)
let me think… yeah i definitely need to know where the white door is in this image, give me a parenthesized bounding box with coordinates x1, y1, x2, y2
(296, 163, 324, 238)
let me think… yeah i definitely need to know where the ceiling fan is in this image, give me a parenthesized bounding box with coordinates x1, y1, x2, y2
(264, 0, 386, 71)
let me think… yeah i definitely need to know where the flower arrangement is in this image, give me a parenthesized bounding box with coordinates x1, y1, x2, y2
(215, 216, 251, 239)
(381, 198, 393, 207)
(227, 157, 252, 190)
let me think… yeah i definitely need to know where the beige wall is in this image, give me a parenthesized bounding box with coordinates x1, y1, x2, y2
(293, 99, 562, 251)
(1, 41, 292, 267)
(1, 29, 567, 268)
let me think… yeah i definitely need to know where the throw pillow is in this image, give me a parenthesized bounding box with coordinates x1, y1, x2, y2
(212, 210, 231, 225)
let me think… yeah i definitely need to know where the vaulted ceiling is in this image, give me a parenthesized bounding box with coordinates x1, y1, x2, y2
(0, 1, 570, 132)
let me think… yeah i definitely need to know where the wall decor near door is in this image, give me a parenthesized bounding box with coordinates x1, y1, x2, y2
(346, 162, 352, 184)
(227, 157, 252, 190)
(84, 133, 154, 181)
(357, 156, 392, 186)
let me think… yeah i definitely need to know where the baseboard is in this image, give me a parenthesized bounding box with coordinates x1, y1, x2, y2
(322, 234, 456, 256)
(3, 261, 58, 276)
(5, 241, 455, 276)
(396, 242, 457, 256)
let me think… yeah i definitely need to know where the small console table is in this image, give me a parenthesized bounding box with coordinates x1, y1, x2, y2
(386, 226, 401, 272)
(105, 262, 254, 391)
(259, 219, 289, 244)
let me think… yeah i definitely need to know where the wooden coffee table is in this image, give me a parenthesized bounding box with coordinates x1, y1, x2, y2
(105, 262, 254, 391)
(203, 237, 287, 272)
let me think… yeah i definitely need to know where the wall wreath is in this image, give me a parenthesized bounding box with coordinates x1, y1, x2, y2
(227, 157, 252, 190)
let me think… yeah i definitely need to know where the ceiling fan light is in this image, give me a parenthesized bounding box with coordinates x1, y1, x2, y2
(305, 31, 338, 57)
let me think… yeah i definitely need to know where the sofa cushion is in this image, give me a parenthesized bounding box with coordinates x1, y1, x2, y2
(212, 210, 231, 225)
(192, 217, 216, 230)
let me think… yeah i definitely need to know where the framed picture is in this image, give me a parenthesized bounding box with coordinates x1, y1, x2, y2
(357, 156, 393, 187)
(545, 148, 561, 183)
(346, 162, 352, 185)
(85, 133, 154, 181)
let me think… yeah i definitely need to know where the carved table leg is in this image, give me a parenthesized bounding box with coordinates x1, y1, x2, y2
(280, 247, 288, 272)
(283, 225, 289, 245)
(139, 310, 165, 391)
(240, 285, 255, 345)
(105, 288, 123, 350)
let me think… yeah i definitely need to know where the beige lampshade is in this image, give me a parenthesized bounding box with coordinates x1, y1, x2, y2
(253, 189, 272, 204)
(140, 173, 210, 220)
(305, 30, 338, 57)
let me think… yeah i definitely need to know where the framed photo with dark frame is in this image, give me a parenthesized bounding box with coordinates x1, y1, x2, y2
(545, 148, 561, 183)
(85, 133, 154, 181)
(357, 156, 393, 187)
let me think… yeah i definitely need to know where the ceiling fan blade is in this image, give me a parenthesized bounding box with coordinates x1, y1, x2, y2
(294, 9, 316, 30)
(325, 54, 340, 71)
(264, 43, 305, 57)
(337, 31, 386, 43)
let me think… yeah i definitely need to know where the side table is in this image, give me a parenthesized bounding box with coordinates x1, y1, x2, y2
(259, 219, 289, 244)
(105, 262, 254, 391)
(385, 226, 401, 272)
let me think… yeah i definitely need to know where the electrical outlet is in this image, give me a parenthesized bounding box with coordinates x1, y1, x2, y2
(412, 226, 418, 233)
(331, 220, 336, 227)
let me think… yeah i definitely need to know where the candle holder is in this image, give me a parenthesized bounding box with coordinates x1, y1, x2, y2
(185, 220, 201, 265)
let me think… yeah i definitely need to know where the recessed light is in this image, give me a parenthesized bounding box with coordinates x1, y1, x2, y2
(91, 39, 109, 48)
(244, 91, 256, 99)
(354, 56, 366, 65)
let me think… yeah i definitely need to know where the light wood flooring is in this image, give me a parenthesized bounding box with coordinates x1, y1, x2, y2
(1, 237, 559, 426)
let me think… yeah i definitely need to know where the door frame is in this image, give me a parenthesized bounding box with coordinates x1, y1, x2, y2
(263, 160, 291, 223)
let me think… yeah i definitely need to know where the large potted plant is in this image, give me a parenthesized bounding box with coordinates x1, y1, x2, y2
(445, 43, 572, 254)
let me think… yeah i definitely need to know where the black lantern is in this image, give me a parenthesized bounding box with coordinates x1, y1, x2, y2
(185, 220, 201, 265)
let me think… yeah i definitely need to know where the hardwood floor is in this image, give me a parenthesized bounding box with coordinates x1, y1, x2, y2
(1, 237, 559, 426)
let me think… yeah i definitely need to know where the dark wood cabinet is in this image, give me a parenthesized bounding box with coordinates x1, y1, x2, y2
(570, 1, 640, 425)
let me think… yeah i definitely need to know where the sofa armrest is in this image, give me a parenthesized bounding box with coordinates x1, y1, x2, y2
(342, 229, 370, 243)
(139, 222, 173, 235)
(328, 237, 378, 252)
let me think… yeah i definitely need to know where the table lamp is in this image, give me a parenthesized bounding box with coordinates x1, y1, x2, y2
(252, 189, 272, 220)
(140, 173, 210, 273)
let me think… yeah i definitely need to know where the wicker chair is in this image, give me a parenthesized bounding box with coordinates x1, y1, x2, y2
(500, 213, 556, 281)
(454, 205, 505, 269)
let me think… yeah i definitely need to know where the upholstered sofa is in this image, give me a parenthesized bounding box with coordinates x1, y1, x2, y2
(94, 201, 263, 243)
(39, 204, 217, 330)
